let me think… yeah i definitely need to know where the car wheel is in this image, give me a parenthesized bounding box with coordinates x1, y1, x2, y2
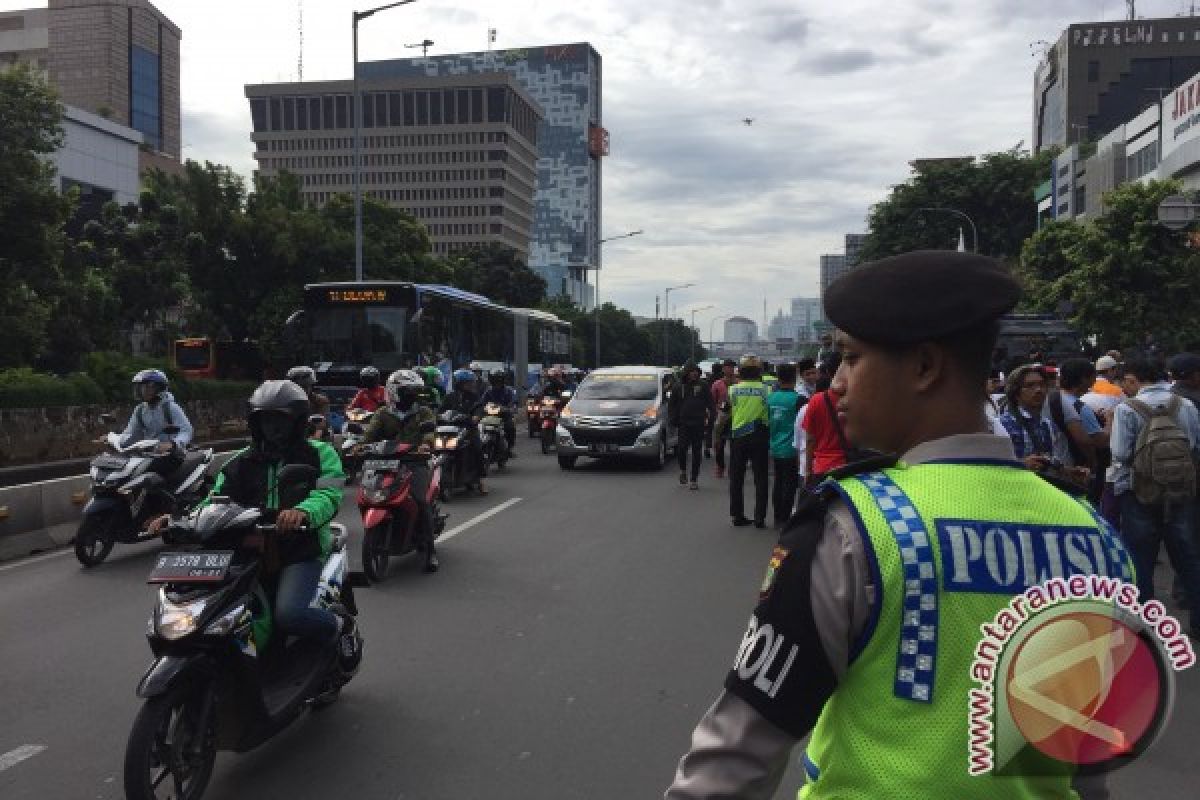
(558, 455, 577, 470)
(650, 436, 667, 470)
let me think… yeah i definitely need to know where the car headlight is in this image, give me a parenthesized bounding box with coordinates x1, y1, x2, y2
(155, 596, 210, 640)
(637, 424, 661, 445)
(205, 604, 251, 636)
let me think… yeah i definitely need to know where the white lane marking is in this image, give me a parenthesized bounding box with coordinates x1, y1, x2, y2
(0, 549, 73, 573)
(0, 745, 47, 772)
(439, 497, 523, 543)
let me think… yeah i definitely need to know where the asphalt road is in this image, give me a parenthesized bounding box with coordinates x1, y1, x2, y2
(0, 436, 1197, 799)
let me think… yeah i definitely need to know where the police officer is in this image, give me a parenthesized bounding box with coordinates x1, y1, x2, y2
(666, 251, 1133, 799)
(728, 355, 771, 528)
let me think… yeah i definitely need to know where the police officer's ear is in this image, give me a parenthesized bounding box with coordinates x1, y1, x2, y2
(912, 341, 950, 394)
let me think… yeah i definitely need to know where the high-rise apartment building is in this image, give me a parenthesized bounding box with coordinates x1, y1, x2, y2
(1033, 16, 1200, 152)
(844, 233, 867, 266)
(360, 44, 604, 305)
(0, 1, 181, 160)
(820, 254, 849, 294)
(790, 297, 823, 342)
(246, 73, 543, 260)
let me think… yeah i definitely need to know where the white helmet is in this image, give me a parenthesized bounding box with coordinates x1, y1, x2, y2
(386, 369, 425, 405)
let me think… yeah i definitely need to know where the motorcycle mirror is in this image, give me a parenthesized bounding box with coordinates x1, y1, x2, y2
(162, 424, 181, 435)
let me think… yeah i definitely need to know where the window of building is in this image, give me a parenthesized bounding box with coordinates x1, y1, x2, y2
(1087, 60, 1099, 82)
(471, 88, 484, 123)
(416, 91, 429, 125)
(363, 93, 374, 127)
(269, 97, 282, 132)
(283, 97, 296, 131)
(130, 44, 162, 148)
(487, 87, 506, 123)
(250, 98, 267, 132)
(322, 96, 335, 130)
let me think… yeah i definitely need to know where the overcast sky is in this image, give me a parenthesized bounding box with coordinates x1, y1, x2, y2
(7, 0, 1195, 330)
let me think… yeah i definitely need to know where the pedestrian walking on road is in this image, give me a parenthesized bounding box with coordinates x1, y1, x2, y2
(704, 362, 721, 459)
(768, 363, 803, 527)
(711, 359, 737, 478)
(728, 355, 770, 528)
(666, 250, 1135, 800)
(670, 361, 713, 490)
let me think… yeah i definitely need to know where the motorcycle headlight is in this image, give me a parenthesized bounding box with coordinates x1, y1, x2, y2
(155, 596, 210, 641)
(205, 604, 250, 636)
(439, 437, 458, 449)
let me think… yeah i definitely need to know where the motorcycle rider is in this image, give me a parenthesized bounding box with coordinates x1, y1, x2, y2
(540, 367, 569, 400)
(481, 368, 519, 453)
(419, 366, 446, 409)
(441, 368, 489, 495)
(287, 365, 330, 440)
(149, 380, 349, 647)
(119, 369, 193, 457)
(347, 366, 387, 412)
(362, 369, 441, 573)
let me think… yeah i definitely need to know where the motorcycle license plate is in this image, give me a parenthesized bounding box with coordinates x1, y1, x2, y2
(92, 454, 127, 469)
(147, 551, 234, 584)
(589, 444, 621, 454)
(362, 459, 401, 473)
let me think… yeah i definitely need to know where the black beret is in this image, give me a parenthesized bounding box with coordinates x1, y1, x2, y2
(823, 250, 1020, 345)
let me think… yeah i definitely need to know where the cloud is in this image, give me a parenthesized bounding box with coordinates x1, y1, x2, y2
(798, 47, 878, 75)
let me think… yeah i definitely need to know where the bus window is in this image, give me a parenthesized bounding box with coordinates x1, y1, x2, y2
(310, 306, 409, 369)
(366, 307, 409, 372)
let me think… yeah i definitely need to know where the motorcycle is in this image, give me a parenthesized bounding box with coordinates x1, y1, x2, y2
(433, 410, 485, 499)
(480, 402, 512, 469)
(357, 436, 446, 583)
(539, 392, 572, 455)
(338, 408, 374, 481)
(526, 396, 541, 439)
(75, 421, 214, 567)
(122, 465, 365, 800)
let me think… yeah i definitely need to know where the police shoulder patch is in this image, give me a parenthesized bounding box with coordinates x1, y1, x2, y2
(759, 544, 790, 599)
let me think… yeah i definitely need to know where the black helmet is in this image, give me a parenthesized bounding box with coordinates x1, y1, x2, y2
(286, 365, 316, 390)
(247, 380, 311, 454)
(488, 369, 507, 386)
(360, 366, 381, 388)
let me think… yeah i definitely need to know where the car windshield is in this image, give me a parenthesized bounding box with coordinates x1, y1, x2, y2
(575, 375, 658, 401)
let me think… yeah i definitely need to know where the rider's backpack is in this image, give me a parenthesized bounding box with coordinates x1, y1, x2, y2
(1128, 395, 1196, 506)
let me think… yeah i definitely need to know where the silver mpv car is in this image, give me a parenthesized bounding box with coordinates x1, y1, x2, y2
(554, 366, 678, 469)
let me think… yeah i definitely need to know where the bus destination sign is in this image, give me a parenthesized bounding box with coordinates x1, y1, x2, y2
(326, 289, 390, 303)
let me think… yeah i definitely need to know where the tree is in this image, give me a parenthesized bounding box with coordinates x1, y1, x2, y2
(643, 318, 707, 366)
(319, 192, 439, 283)
(1018, 180, 1200, 351)
(448, 243, 547, 307)
(861, 147, 1056, 262)
(0, 64, 73, 367)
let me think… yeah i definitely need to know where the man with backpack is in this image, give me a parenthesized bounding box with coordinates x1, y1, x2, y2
(1111, 358, 1200, 638)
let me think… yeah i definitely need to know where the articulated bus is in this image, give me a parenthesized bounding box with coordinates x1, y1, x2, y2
(285, 282, 571, 405)
(170, 337, 263, 380)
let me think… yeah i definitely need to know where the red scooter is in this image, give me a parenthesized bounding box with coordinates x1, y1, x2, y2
(356, 439, 446, 583)
(539, 393, 570, 454)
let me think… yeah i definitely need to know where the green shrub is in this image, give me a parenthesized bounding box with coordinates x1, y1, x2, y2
(0, 368, 105, 408)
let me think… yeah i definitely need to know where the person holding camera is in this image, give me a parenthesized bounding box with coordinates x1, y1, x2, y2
(996, 365, 1088, 488)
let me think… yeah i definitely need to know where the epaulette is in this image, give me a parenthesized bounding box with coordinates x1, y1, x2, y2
(777, 452, 899, 549)
(822, 451, 899, 482)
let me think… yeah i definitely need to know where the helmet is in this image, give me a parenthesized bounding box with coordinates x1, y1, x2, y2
(739, 355, 762, 370)
(132, 369, 168, 388)
(286, 365, 316, 390)
(453, 368, 477, 388)
(246, 380, 310, 454)
(420, 366, 444, 388)
(386, 369, 425, 406)
(360, 366, 381, 388)
(488, 369, 507, 386)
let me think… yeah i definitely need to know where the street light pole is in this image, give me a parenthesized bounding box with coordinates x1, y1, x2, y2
(912, 206, 979, 253)
(353, 0, 418, 282)
(662, 283, 693, 366)
(593, 229, 642, 368)
(688, 304, 713, 362)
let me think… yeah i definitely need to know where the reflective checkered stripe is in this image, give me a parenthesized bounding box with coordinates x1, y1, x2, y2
(857, 472, 938, 703)
(800, 462, 1121, 800)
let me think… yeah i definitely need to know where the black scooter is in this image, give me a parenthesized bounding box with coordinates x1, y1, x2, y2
(433, 410, 485, 498)
(122, 465, 365, 800)
(75, 420, 214, 567)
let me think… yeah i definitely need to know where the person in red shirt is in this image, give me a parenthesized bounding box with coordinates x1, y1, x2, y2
(801, 387, 850, 486)
(348, 367, 387, 412)
(710, 359, 738, 478)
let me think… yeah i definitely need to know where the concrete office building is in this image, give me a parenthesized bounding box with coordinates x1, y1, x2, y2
(54, 104, 144, 209)
(360, 44, 604, 306)
(724, 316, 758, 347)
(1033, 16, 1200, 153)
(246, 73, 543, 260)
(0, 1, 181, 161)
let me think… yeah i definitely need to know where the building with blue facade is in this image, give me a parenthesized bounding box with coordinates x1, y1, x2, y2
(360, 43, 604, 307)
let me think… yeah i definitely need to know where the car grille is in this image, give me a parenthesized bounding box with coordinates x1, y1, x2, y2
(571, 415, 641, 427)
(564, 415, 645, 447)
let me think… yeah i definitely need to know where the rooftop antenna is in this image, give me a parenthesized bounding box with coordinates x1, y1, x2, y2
(297, 0, 303, 80)
(1126, 0, 1136, 20)
(406, 39, 434, 57)
(488, 27, 497, 51)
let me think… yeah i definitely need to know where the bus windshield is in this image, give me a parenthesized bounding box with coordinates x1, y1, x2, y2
(309, 306, 410, 372)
